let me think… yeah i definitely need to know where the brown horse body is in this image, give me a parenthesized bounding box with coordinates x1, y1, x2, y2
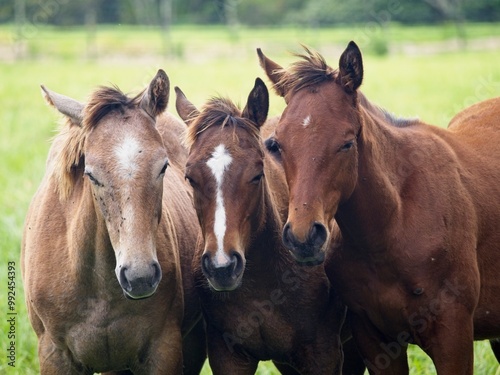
(259, 43, 500, 374)
(22, 71, 205, 374)
(175, 79, 349, 374)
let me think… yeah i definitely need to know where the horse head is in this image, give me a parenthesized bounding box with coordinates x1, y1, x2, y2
(258, 42, 363, 265)
(176, 78, 269, 291)
(42, 70, 171, 299)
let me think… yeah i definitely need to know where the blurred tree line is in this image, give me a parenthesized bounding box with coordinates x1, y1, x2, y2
(2, 0, 499, 27)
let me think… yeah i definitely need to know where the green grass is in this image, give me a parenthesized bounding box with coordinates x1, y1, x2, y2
(0, 23, 499, 374)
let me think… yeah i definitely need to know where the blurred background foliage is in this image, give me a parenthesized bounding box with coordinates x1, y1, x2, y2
(2, 0, 499, 28)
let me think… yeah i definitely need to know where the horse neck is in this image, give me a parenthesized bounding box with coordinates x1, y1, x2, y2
(336, 96, 408, 251)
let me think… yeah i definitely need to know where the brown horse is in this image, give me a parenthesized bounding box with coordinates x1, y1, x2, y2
(258, 42, 500, 374)
(21, 70, 205, 374)
(175, 78, 355, 374)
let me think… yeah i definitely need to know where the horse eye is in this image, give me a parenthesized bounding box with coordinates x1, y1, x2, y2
(160, 161, 169, 176)
(85, 171, 102, 187)
(185, 175, 196, 187)
(340, 141, 354, 152)
(265, 138, 282, 155)
(250, 172, 264, 184)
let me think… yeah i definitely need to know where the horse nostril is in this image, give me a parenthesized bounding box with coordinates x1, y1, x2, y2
(119, 266, 131, 292)
(151, 262, 162, 288)
(201, 253, 213, 275)
(230, 251, 244, 277)
(310, 222, 327, 248)
(282, 222, 295, 249)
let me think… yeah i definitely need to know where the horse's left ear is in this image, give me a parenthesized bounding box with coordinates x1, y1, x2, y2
(141, 69, 169, 119)
(257, 48, 287, 99)
(242, 78, 269, 129)
(338, 41, 363, 94)
(174, 86, 199, 126)
(41, 85, 84, 126)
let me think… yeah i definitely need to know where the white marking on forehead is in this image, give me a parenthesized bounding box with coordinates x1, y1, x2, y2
(114, 135, 142, 177)
(302, 115, 311, 127)
(206, 144, 233, 266)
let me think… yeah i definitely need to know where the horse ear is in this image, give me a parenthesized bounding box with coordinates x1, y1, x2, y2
(257, 48, 287, 98)
(41, 85, 84, 126)
(140, 69, 170, 119)
(338, 41, 363, 94)
(174, 87, 199, 127)
(242, 78, 269, 129)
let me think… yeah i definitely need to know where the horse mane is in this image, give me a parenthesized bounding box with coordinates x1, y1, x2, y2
(53, 85, 143, 200)
(275, 45, 338, 95)
(380, 109, 419, 127)
(277, 47, 418, 128)
(184, 97, 261, 150)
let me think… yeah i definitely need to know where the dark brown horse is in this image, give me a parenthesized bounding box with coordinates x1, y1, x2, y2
(22, 70, 205, 374)
(258, 42, 500, 374)
(175, 78, 356, 374)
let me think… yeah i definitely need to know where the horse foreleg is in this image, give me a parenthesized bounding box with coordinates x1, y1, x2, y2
(182, 318, 207, 375)
(205, 325, 258, 375)
(272, 362, 301, 375)
(422, 306, 474, 375)
(38, 334, 90, 375)
(134, 325, 183, 375)
(342, 337, 366, 375)
(349, 313, 409, 375)
(489, 338, 500, 363)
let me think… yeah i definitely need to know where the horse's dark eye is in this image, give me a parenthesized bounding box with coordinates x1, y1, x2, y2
(250, 172, 264, 184)
(340, 141, 354, 152)
(265, 137, 282, 155)
(160, 161, 169, 176)
(85, 172, 102, 187)
(185, 175, 196, 187)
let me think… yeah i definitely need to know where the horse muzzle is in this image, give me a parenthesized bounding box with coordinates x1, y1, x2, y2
(201, 250, 245, 292)
(117, 261, 162, 300)
(282, 221, 328, 266)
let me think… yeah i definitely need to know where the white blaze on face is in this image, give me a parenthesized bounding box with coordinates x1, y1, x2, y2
(113, 135, 143, 234)
(302, 114, 311, 127)
(206, 144, 233, 266)
(115, 135, 142, 178)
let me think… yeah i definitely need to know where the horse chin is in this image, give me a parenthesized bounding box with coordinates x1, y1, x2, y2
(290, 250, 326, 266)
(207, 277, 242, 292)
(122, 287, 158, 300)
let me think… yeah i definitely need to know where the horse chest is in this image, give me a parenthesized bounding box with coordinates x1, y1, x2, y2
(210, 296, 295, 355)
(205, 279, 329, 360)
(34, 285, 159, 371)
(335, 256, 424, 335)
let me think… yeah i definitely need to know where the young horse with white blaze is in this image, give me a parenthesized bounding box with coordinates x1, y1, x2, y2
(258, 41, 500, 374)
(175, 78, 363, 374)
(22, 70, 205, 374)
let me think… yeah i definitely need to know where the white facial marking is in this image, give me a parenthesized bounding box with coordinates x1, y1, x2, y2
(302, 115, 311, 127)
(206, 144, 233, 267)
(115, 135, 142, 178)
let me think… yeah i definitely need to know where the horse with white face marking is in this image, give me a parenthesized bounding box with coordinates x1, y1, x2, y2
(175, 78, 364, 374)
(21, 70, 206, 374)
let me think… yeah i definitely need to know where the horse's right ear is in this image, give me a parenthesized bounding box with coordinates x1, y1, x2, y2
(257, 48, 287, 98)
(338, 41, 363, 94)
(242, 78, 269, 129)
(140, 69, 170, 119)
(174, 87, 199, 126)
(41, 85, 84, 126)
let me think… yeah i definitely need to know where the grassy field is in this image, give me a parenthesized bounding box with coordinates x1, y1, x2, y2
(0, 23, 499, 374)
